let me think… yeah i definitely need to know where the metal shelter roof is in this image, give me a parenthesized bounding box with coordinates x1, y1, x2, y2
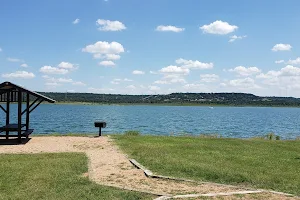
(0, 81, 55, 103)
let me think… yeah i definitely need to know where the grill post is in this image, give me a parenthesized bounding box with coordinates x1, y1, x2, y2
(94, 122, 106, 136)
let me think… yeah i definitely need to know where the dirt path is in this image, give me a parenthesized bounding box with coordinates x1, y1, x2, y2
(0, 136, 298, 199)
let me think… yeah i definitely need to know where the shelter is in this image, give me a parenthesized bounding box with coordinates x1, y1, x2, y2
(0, 81, 55, 143)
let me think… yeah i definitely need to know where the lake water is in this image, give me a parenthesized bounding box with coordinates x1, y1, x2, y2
(1, 104, 300, 139)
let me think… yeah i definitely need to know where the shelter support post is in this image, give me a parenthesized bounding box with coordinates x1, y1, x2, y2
(18, 90, 22, 143)
(26, 93, 30, 130)
(6, 91, 10, 139)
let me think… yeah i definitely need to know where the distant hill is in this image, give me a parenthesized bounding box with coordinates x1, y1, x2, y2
(38, 92, 300, 107)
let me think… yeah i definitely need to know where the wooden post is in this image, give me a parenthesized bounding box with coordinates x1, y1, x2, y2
(18, 90, 22, 143)
(6, 91, 10, 139)
(26, 93, 30, 130)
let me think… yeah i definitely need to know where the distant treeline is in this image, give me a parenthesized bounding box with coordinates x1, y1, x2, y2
(38, 92, 300, 107)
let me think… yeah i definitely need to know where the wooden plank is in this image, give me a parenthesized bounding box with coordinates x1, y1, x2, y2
(0, 104, 6, 113)
(129, 159, 154, 177)
(21, 97, 39, 115)
(29, 99, 43, 114)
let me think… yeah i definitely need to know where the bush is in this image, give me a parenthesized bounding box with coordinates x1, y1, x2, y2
(124, 130, 140, 136)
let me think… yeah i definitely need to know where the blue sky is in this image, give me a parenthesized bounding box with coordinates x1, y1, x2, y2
(1, 0, 300, 96)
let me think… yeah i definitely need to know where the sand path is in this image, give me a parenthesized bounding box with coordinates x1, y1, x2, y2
(0, 136, 298, 199)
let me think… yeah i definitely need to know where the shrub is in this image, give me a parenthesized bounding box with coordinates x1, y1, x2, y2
(124, 130, 140, 136)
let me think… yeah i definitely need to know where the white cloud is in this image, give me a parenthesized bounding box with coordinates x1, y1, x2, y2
(82, 41, 124, 54)
(148, 85, 160, 92)
(200, 74, 219, 83)
(111, 80, 120, 85)
(275, 60, 285, 64)
(272, 44, 292, 52)
(7, 57, 23, 62)
(280, 65, 300, 76)
(256, 70, 281, 79)
(57, 78, 73, 83)
(154, 78, 186, 85)
(126, 85, 136, 89)
(40, 66, 68, 74)
(228, 77, 260, 89)
(176, 58, 213, 69)
(105, 54, 121, 60)
(98, 60, 115, 66)
(229, 66, 261, 76)
(96, 19, 126, 31)
(229, 35, 247, 42)
(93, 53, 120, 60)
(156, 25, 185, 32)
(286, 57, 300, 65)
(88, 87, 115, 93)
(200, 20, 238, 35)
(45, 82, 60, 86)
(20, 63, 28, 68)
(124, 78, 133, 82)
(72, 81, 86, 86)
(132, 70, 145, 75)
(2, 71, 35, 79)
(159, 65, 190, 75)
(73, 18, 80, 24)
(57, 62, 77, 69)
(183, 83, 205, 90)
(150, 71, 158, 74)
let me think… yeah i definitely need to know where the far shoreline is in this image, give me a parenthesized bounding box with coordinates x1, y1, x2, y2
(49, 101, 300, 108)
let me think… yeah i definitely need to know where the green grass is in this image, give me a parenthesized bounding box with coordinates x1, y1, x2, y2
(0, 153, 152, 200)
(113, 135, 300, 196)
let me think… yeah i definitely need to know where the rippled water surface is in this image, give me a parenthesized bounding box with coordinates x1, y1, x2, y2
(1, 104, 300, 139)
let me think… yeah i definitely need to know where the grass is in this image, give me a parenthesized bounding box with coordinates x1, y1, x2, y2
(0, 153, 152, 200)
(113, 135, 300, 196)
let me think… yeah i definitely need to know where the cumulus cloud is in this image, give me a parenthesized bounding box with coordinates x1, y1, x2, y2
(229, 35, 247, 42)
(275, 60, 285, 64)
(156, 25, 185, 32)
(83, 41, 124, 64)
(46, 82, 60, 86)
(88, 87, 115, 93)
(229, 66, 261, 76)
(99, 60, 115, 66)
(272, 44, 292, 52)
(126, 85, 136, 89)
(200, 74, 219, 83)
(132, 70, 145, 75)
(200, 20, 238, 35)
(257, 65, 300, 78)
(72, 81, 86, 86)
(73, 18, 80, 24)
(105, 54, 121, 60)
(96, 19, 126, 31)
(148, 85, 160, 92)
(20, 63, 28, 68)
(2, 71, 35, 79)
(286, 57, 300, 65)
(228, 77, 260, 89)
(83, 41, 124, 54)
(159, 65, 190, 75)
(176, 58, 213, 69)
(40, 66, 68, 74)
(57, 62, 77, 70)
(7, 57, 24, 62)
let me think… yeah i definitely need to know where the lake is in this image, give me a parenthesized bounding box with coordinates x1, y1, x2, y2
(1, 104, 300, 139)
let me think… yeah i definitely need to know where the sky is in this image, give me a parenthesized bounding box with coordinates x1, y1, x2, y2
(1, 0, 300, 97)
